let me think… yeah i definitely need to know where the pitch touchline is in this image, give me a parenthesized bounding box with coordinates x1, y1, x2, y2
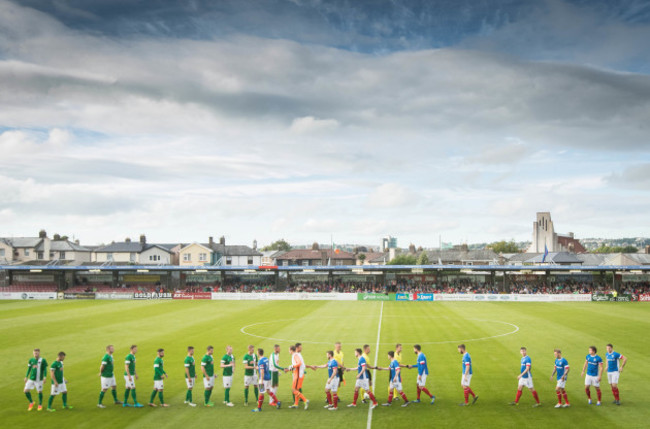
(239, 317, 519, 345)
(367, 301, 383, 429)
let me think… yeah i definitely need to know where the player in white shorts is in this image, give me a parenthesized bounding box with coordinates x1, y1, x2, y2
(581, 345, 603, 405)
(220, 345, 235, 407)
(309, 350, 340, 410)
(24, 348, 48, 411)
(511, 347, 541, 406)
(605, 343, 627, 406)
(345, 348, 378, 408)
(550, 349, 570, 408)
(98, 345, 121, 408)
(183, 346, 197, 407)
(149, 348, 168, 407)
(46, 352, 72, 411)
(458, 344, 478, 406)
(381, 351, 410, 407)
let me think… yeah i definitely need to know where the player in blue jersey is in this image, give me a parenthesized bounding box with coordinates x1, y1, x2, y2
(549, 349, 570, 408)
(580, 346, 603, 405)
(380, 351, 410, 407)
(408, 344, 435, 404)
(458, 344, 478, 406)
(510, 347, 541, 406)
(605, 344, 627, 405)
(251, 348, 280, 412)
(309, 350, 340, 410)
(345, 348, 378, 409)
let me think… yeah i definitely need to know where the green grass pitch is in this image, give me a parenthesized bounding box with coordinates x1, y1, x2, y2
(1, 300, 650, 428)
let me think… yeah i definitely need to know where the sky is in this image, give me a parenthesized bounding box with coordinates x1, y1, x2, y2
(1, 0, 649, 248)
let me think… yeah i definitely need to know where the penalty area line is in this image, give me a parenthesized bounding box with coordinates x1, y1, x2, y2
(367, 301, 383, 429)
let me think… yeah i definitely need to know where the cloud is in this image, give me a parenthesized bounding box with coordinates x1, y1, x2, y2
(607, 163, 650, 188)
(290, 116, 340, 134)
(366, 183, 419, 209)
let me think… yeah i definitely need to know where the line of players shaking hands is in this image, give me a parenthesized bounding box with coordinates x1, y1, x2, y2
(22, 342, 628, 412)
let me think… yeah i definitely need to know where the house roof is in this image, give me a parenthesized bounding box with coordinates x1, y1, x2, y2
(576, 253, 607, 266)
(526, 252, 583, 264)
(424, 249, 499, 263)
(276, 249, 355, 261)
(35, 240, 91, 252)
(95, 242, 145, 253)
(204, 243, 262, 257)
(3, 237, 42, 248)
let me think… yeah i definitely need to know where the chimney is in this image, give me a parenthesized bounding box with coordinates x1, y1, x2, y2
(140, 234, 146, 245)
(253, 239, 257, 250)
(39, 229, 47, 238)
(219, 236, 225, 245)
(125, 238, 131, 243)
(209, 236, 214, 246)
(75, 239, 80, 245)
(568, 232, 574, 238)
(312, 242, 319, 250)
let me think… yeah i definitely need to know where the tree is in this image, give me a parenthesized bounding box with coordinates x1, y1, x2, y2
(416, 251, 430, 265)
(387, 254, 417, 265)
(358, 253, 367, 264)
(261, 239, 291, 252)
(488, 240, 520, 254)
(593, 245, 638, 254)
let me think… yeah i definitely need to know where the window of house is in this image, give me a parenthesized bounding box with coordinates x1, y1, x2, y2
(247, 257, 254, 265)
(199, 253, 207, 262)
(282, 260, 288, 266)
(314, 260, 322, 266)
(130, 252, 136, 262)
(37, 252, 44, 260)
(226, 257, 232, 265)
(24, 249, 30, 256)
(302, 260, 309, 266)
(0, 249, 4, 257)
(183, 253, 191, 262)
(107, 253, 114, 260)
(59, 252, 65, 259)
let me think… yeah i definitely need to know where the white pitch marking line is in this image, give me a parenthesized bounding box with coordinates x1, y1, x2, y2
(367, 301, 383, 429)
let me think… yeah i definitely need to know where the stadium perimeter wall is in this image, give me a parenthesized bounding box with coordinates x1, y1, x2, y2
(2, 291, 648, 301)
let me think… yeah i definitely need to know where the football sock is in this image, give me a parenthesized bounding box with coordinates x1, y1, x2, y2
(400, 392, 408, 402)
(124, 389, 130, 404)
(187, 389, 192, 402)
(158, 391, 164, 404)
(416, 386, 421, 400)
(352, 391, 359, 405)
(532, 390, 540, 404)
(468, 387, 476, 397)
(333, 393, 338, 408)
(515, 390, 523, 403)
(99, 391, 105, 404)
(38, 392, 43, 405)
(244, 387, 249, 402)
(326, 391, 332, 405)
(25, 392, 33, 403)
(131, 389, 137, 402)
(556, 392, 562, 403)
(254, 386, 259, 399)
(387, 392, 393, 404)
(225, 388, 230, 403)
(149, 390, 157, 404)
(293, 391, 306, 406)
(111, 389, 118, 402)
(368, 391, 377, 404)
(613, 387, 619, 401)
(563, 392, 569, 404)
(269, 391, 278, 404)
(421, 387, 433, 398)
(258, 394, 264, 409)
(464, 388, 470, 403)
(62, 393, 68, 407)
(585, 387, 591, 399)
(48, 396, 54, 408)
(596, 388, 601, 402)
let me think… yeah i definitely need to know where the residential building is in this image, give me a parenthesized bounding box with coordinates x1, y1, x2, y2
(93, 235, 173, 264)
(276, 243, 356, 266)
(0, 231, 91, 264)
(178, 237, 262, 266)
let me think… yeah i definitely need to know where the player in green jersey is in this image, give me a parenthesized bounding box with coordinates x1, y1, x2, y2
(269, 344, 285, 405)
(149, 348, 168, 407)
(220, 345, 235, 406)
(24, 348, 48, 411)
(46, 352, 72, 411)
(243, 345, 259, 406)
(98, 345, 122, 408)
(184, 346, 197, 407)
(123, 344, 143, 408)
(201, 345, 216, 407)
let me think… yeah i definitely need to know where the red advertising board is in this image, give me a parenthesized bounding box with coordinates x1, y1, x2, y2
(173, 292, 212, 300)
(639, 294, 650, 302)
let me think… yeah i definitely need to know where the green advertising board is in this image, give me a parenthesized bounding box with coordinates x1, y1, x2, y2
(357, 293, 393, 301)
